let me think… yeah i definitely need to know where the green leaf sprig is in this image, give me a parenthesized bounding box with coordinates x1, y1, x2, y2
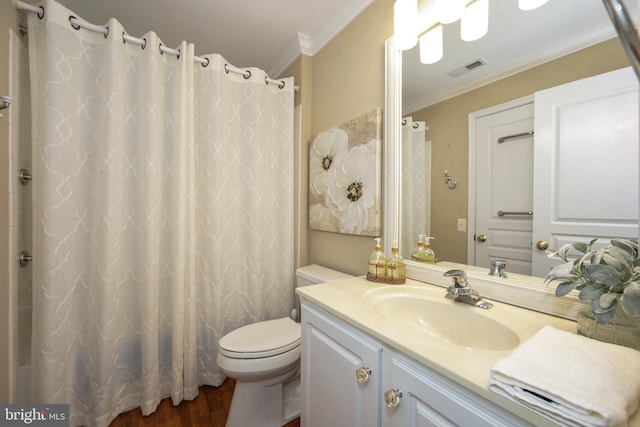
(545, 238, 640, 323)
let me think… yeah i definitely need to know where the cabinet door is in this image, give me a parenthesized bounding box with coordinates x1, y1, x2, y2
(385, 353, 531, 427)
(301, 303, 383, 427)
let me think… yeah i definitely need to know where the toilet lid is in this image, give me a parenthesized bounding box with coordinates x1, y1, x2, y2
(219, 317, 301, 359)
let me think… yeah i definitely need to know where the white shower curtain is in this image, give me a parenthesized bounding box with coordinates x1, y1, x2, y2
(401, 117, 431, 258)
(27, 1, 294, 425)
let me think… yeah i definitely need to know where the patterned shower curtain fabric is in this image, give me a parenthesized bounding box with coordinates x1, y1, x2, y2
(400, 117, 430, 258)
(27, 1, 295, 425)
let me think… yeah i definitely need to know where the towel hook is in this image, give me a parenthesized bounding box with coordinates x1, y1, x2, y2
(0, 96, 13, 120)
(444, 170, 457, 189)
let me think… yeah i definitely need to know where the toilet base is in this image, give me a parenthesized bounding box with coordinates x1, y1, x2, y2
(226, 371, 301, 427)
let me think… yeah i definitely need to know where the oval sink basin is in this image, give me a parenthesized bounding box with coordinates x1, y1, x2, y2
(364, 286, 520, 351)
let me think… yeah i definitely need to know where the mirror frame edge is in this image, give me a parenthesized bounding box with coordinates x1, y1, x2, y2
(383, 37, 584, 320)
(383, 36, 401, 256)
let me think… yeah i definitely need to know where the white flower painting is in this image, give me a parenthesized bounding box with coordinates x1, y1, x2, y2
(309, 108, 382, 236)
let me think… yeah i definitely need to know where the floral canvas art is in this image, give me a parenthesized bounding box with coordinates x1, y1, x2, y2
(309, 108, 382, 236)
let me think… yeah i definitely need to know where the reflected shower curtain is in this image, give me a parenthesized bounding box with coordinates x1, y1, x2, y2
(401, 117, 431, 258)
(27, 1, 294, 425)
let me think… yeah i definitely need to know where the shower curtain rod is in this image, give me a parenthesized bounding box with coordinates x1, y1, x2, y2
(13, 0, 297, 90)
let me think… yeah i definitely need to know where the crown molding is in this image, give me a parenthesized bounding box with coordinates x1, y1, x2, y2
(269, 0, 374, 77)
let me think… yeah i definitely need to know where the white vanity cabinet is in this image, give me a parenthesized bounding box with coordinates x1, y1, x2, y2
(301, 302, 383, 427)
(301, 301, 533, 427)
(384, 352, 531, 426)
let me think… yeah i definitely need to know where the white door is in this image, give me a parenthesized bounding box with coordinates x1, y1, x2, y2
(531, 67, 639, 277)
(471, 100, 535, 275)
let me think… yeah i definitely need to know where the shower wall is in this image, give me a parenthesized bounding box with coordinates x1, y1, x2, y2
(8, 28, 32, 403)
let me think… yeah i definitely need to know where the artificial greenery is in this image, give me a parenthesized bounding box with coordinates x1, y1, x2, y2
(545, 238, 640, 323)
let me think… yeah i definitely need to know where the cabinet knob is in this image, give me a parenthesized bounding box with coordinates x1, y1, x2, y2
(384, 389, 402, 408)
(355, 367, 372, 384)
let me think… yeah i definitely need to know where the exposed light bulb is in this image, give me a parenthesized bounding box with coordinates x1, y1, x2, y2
(394, 0, 418, 51)
(419, 25, 443, 64)
(435, 0, 466, 24)
(518, 0, 549, 11)
(461, 0, 489, 42)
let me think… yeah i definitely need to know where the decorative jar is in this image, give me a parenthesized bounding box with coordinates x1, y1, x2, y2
(577, 309, 640, 351)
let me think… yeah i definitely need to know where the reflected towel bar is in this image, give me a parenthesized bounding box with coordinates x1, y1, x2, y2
(498, 210, 533, 217)
(497, 131, 533, 143)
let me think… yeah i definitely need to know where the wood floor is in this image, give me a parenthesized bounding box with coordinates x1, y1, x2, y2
(109, 378, 301, 427)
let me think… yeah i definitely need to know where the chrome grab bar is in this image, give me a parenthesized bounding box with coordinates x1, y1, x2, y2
(497, 210, 532, 217)
(497, 131, 533, 143)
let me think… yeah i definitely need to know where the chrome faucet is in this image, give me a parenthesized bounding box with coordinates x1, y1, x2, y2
(488, 260, 508, 278)
(443, 269, 493, 309)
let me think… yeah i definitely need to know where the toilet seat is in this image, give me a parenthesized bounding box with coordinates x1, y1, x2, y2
(219, 317, 301, 359)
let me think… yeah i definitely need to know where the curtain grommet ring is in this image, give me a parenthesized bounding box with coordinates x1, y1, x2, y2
(201, 57, 209, 68)
(278, 80, 285, 89)
(69, 16, 80, 30)
(37, 6, 45, 19)
(224, 64, 230, 74)
(159, 43, 164, 55)
(141, 38, 147, 49)
(176, 48, 180, 60)
(243, 70, 251, 80)
(103, 26, 109, 39)
(122, 31, 126, 44)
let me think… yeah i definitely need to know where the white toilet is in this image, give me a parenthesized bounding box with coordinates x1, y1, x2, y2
(217, 264, 353, 427)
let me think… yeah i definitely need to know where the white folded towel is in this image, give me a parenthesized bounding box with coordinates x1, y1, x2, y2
(489, 325, 640, 427)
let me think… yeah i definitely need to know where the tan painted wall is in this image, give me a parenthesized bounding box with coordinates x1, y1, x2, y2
(409, 39, 628, 263)
(307, 0, 394, 276)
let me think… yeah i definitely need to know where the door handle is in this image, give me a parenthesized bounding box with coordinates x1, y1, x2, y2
(476, 234, 487, 243)
(536, 240, 549, 250)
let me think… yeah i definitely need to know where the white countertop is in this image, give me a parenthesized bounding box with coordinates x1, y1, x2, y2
(297, 275, 640, 427)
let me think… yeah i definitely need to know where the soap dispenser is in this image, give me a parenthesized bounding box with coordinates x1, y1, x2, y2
(423, 236, 437, 264)
(367, 237, 386, 282)
(411, 235, 426, 262)
(386, 239, 406, 284)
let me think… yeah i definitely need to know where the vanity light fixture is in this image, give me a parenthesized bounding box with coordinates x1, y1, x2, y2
(461, 0, 489, 42)
(394, 0, 419, 51)
(518, 0, 549, 11)
(419, 24, 443, 64)
(434, 0, 466, 24)
(396, 0, 490, 65)
(396, 0, 547, 64)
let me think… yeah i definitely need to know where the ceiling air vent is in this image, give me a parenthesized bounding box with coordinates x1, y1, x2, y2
(446, 58, 488, 78)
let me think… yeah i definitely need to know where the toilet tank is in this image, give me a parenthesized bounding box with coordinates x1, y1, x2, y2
(296, 264, 353, 288)
(293, 265, 353, 321)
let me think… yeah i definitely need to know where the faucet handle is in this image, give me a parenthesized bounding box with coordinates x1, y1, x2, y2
(443, 269, 468, 287)
(489, 260, 508, 278)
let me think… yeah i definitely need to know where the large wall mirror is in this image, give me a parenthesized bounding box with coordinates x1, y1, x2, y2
(383, 0, 639, 316)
